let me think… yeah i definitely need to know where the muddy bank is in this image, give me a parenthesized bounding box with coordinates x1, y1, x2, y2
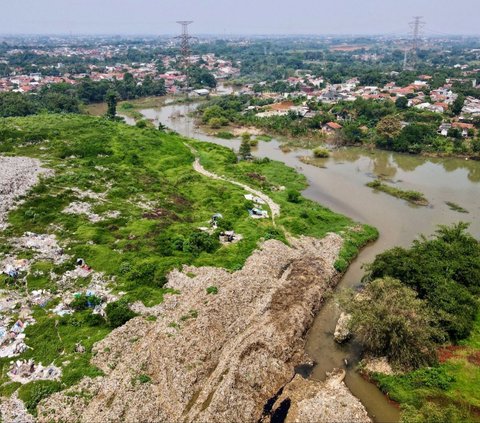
(0, 156, 52, 230)
(37, 234, 368, 422)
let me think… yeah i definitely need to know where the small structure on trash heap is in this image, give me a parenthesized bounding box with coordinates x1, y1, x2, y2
(248, 208, 269, 219)
(210, 213, 223, 229)
(219, 230, 243, 244)
(8, 359, 61, 384)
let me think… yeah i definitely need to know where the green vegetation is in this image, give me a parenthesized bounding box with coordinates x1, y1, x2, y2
(105, 299, 137, 328)
(313, 147, 330, 158)
(341, 278, 438, 370)
(366, 179, 428, 206)
(349, 224, 480, 421)
(446, 201, 469, 214)
(0, 113, 377, 413)
(196, 94, 480, 157)
(0, 73, 166, 118)
(215, 131, 235, 139)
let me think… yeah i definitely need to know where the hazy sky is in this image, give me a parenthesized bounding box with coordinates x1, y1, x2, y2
(2, 0, 479, 36)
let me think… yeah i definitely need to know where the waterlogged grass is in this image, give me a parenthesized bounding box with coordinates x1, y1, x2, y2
(446, 201, 469, 214)
(366, 179, 429, 206)
(215, 131, 236, 139)
(0, 114, 377, 412)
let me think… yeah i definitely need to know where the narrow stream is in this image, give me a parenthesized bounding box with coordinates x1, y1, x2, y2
(128, 101, 480, 422)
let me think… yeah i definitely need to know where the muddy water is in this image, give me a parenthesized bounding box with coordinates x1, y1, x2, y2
(137, 103, 480, 422)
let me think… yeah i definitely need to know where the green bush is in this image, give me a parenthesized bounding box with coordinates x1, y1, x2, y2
(70, 294, 102, 311)
(341, 278, 439, 370)
(313, 147, 330, 158)
(286, 189, 301, 203)
(366, 223, 480, 341)
(183, 231, 220, 256)
(105, 299, 137, 328)
(400, 403, 466, 423)
(206, 286, 218, 295)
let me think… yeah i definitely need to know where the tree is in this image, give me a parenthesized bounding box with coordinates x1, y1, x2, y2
(239, 134, 252, 159)
(105, 90, 119, 120)
(395, 96, 409, 110)
(452, 93, 465, 115)
(341, 122, 364, 144)
(375, 115, 402, 148)
(341, 278, 439, 370)
(366, 223, 480, 341)
(0, 92, 38, 117)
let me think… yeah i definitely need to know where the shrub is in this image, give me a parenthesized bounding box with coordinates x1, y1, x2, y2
(70, 294, 102, 311)
(215, 131, 235, 139)
(206, 286, 218, 295)
(105, 299, 137, 328)
(313, 147, 330, 158)
(135, 119, 148, 128)
(341, 278, 439, 370)
(286, 189, 301, 203)
(183, 231, 220, 256)
(366, 223, 480, 341)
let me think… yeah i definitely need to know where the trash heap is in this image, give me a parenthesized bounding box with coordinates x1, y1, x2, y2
(8, 359, 61, 384)
(0, 318, 32, 359)
(12, 232, 68, 264)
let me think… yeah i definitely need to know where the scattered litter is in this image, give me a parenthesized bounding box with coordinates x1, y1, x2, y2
(63, 201, 103, 222)
(104, 210, 121, 219)
(30, 290, 51, 307)
(70, 188, 106, 201)
(12, 232, 68, 264)
(1, 258, 29, 279)
(51, 302, 73, 317)
(8, 359, 61, 384)
(75, 342, 86, 353)
(244, 194, 266, 205)
(0, 319, 31, 358)
(0, 156, 53, 230)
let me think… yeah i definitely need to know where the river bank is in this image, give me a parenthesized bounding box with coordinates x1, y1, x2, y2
(132, 100, 480, 421)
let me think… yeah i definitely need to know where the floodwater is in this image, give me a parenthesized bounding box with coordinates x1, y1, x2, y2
(134, 102, 480, 422)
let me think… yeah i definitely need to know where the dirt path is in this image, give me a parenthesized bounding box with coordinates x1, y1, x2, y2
(192, 157, 280, 223)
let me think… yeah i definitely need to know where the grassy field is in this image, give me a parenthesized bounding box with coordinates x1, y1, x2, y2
(0, 113, 377, 411)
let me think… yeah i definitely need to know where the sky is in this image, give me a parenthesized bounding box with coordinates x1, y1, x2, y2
(1, 0, 479, 36)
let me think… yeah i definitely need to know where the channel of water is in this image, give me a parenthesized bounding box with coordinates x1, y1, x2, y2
(129, 101, 480, 422)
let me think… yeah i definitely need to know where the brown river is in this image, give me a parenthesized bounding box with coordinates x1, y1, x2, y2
(124, 101, 480, 422)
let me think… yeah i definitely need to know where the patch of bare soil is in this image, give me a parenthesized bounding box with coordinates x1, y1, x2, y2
(467, 351, 480, 366)
(142, 208, 180, 221)
(36, 234, 368, 423)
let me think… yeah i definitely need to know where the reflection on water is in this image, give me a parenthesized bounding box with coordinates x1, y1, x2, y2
(137, 102, 480, 423)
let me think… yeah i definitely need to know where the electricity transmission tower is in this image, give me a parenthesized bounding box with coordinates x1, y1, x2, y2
(407, 16, 425, 69)
(176, 21, 194, 95)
